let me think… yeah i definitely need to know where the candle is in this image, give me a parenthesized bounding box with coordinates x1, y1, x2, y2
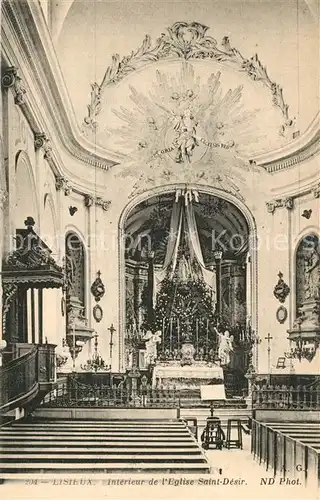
(196, 319, 199, 349)
(177, 318, 180, 348)
(206, 319, 209, 344)
(162, 318, 165, 352)
(170, 317, 173, 351)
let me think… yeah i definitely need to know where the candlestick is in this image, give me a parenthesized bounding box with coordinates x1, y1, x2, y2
(72, 322, 76, 371)
(162, 318, 165, 351)
(196, 319, 199, 350)
(170, 317, 173, 352)
(177, 317, 180, 349)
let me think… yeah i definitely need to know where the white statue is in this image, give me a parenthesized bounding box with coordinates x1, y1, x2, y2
(304, 241, 319, 300)
(143, 330, 161, 365)
(215, 327, 234, 366)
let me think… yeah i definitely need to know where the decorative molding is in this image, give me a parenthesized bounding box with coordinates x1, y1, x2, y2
(276, 305, 288, 324)
(0, 190, 8, 209)
(93, 304, 103, 323)
(2, 283, 18, 335)
(84, 194, 111, 211)
(273, 272, 290, 303)
(1, 66, 27, 105)
(83, 21, 293, 134)
(301, 209, 312, 219)
(90, 271, 106, 302)
(266, 197, 293, 214)
(313, 183, 320, 198)
(34, 132, 53, 160)
(251, 117, 320, 173)
(2, 2, 120, 173)
(55, 176, 73, 196)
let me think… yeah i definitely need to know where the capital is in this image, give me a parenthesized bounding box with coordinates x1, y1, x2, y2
(313, 183, 320, 199)
(34, 132, 53, 160)
(55, 176, 72, 196)
(84, 195, 111, 211)
(266, 197, 293, 213)
(1, 67, 27, 105)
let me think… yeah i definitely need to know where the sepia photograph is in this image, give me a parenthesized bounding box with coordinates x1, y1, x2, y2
(0, 1, 319, 499)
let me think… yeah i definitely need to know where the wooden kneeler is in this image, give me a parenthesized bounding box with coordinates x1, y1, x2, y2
(201, 417, 225, 450)
(225, 419, 243, 449)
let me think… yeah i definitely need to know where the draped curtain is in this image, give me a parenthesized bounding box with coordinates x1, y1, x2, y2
(153, 190, 216, 305)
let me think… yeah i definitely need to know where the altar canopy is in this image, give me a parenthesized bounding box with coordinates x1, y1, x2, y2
(154, 189, 216, 304)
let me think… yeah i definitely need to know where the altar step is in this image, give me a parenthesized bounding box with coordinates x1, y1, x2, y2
(0, 418, 211, 474)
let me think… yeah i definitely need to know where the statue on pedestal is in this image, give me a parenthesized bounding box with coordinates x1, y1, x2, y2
(215, 327, 234, 366)
(143, 330, 161, 365)
(303, 240, 319, 300)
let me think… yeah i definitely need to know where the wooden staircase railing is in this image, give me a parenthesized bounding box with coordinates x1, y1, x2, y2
(0, 343, 56, 414)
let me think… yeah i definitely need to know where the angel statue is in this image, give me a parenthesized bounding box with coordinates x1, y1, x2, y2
(107, 63, 251, 177)
(156, 102, 199, 163)
(214, 326, 234, 366)
(143, 330, 162, 365)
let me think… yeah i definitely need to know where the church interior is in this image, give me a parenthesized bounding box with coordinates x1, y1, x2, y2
(0, 0, 319, 490)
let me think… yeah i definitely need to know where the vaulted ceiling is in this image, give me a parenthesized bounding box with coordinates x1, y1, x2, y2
(124, 192, 249, 265)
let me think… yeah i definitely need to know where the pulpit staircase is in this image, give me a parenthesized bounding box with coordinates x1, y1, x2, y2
(0, 418, 211, 475)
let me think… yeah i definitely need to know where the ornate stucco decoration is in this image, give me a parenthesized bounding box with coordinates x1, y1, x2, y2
(84, 194, 111, 211)
(83, 22, 293, 135)
(55, 176, 73, 196)
(266, 197, 293, 214)
(1, 66, 27, 106)
(34, 133, 53, 160)
(251, 120, 320, 174)
(1, 219, 63, 334)
(90, 270, 106, 302)
(3, 220, 63, 283)
(273, 272, 290, 303)
(108, 60, 267, 200)
(2, 283, 18, 335)
(129, 171, 246, 202)
(313, 183, 320, 198)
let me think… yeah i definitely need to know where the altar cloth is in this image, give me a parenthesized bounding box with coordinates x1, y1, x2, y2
(152, 362, 224, 389)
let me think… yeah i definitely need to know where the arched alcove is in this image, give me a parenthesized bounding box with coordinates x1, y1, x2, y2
(118, 183, 258, 375)
(15, 151, 39, 229)
(295, 232, 320, 316)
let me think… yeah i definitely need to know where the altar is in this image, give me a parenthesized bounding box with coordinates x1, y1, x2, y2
(152, 361, 224, 389)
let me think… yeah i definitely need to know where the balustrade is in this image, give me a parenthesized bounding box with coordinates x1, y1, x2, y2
(42, 378, 182, 408)
(252, 384, 320, 410)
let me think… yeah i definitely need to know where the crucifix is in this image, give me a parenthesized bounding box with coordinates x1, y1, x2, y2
(265, 333, 273, 382)
(108, 324, 115, 363)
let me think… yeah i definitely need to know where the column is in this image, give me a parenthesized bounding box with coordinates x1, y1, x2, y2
(0, 191, 7, 341)
(231, 263, 246, 326)
(38, 289, 43, 344)
(214, 249, 223, 322)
